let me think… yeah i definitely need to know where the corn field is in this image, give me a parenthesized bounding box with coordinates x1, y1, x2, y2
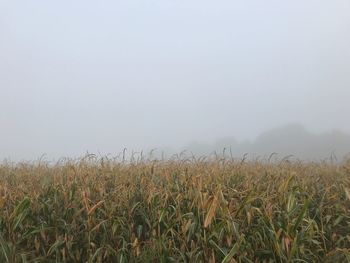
(0, 155, 350, 262)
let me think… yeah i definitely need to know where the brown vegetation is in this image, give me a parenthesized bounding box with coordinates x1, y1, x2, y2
(0, 155, 349, 262)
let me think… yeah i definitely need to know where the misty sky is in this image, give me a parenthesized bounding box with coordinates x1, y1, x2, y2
(1, 0, 350, 160)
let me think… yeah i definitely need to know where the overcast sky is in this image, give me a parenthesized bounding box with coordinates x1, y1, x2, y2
(1, 0, 350, 160)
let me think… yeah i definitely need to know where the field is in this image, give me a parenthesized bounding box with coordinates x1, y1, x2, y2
(0, 155, 349, 262)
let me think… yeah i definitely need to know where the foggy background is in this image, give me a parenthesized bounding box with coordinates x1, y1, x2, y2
(1, 0, 350, 161)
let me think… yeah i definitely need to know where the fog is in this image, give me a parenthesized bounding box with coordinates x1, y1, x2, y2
(180, 124, 350, 161)
(1, 0, 350, 161)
